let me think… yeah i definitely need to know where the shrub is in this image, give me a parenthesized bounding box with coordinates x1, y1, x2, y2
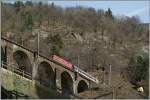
(128, 53, 149, 83)
(47, 34, 64, 56)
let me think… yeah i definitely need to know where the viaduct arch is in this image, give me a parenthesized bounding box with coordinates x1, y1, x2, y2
(77, 80, 88, 93)
(61, 71, 73, 95)
(13, 50, 32, 77)
(36, 61, 55, 88)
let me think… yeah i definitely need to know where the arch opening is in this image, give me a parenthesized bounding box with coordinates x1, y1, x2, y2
(61, 71, 73, 95)
(36, 61, 55, 88)
(13, 50, 32, 78)
(77, 80, 88, 93)
(1, 47, 5, 64)
(1, 46, 7, 66)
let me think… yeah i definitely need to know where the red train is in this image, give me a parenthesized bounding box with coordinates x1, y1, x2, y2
(52, 55, 99, 83)
(52, 55, 73, 69)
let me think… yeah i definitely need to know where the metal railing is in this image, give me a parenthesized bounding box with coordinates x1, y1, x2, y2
(1, 62, 32, 80)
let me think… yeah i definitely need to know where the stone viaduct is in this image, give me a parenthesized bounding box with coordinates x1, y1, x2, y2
(1, 37, 97, 98)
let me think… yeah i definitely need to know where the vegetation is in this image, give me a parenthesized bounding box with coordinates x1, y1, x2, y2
(128, 53, 149, 98)
(135, 54, 148, 81)
(2, 1, 148, 38)
(128, 53, 149, 83)
(47, 34, 64, 56)
(1, 1, 148, 72)
(1, 1, 149, 99)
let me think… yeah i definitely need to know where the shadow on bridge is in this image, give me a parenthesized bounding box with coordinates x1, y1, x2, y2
(1, 86, 33, 99)
(34, 71, 74, 98)
(34, 82, 65, 99)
